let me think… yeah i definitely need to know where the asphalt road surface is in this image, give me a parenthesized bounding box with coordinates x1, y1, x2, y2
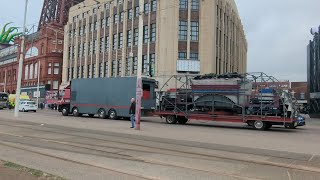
(0, 110, 319, 180)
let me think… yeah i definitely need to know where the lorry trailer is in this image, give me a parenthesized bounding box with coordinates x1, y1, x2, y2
(58, 77, 156, 119)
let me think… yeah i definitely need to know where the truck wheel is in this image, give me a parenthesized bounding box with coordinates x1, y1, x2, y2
(61, 107, 69, 116)
(108, 109, 118, 120)
(247, 121, 254, 127)
(98, 109, 107, 119)
(253, 120, 267, 130)
(166, 116, 177, 124)
(72, 107, 80, 117)
(177, 117, 188, 124)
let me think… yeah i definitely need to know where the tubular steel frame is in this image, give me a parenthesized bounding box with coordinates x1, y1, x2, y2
(156, 73, 298, 125)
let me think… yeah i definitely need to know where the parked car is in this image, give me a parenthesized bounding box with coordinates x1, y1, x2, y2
(19, 100, 37, 112)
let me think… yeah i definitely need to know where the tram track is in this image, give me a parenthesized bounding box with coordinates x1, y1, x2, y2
(0, 119, 319, 178)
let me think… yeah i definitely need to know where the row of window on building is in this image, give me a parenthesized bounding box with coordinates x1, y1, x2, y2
(68, 53, 155, 81)
(178, 21, 199, 41)
(24, 63, 60, 80)
(179, 0, 200, 10)
(69, 24, 156, 60)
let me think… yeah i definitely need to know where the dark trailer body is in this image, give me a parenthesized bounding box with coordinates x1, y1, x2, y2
(69, 77, 156, 119)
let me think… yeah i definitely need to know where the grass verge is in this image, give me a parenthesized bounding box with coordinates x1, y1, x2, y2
(3, 161, 66, 180)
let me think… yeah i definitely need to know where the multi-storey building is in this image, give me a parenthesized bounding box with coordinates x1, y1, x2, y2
(63, 0, 247, 88)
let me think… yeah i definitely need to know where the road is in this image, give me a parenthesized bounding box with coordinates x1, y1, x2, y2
(0, 110, 319, 180)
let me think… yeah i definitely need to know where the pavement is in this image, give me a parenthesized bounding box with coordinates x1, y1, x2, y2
(0, 110, 319, 180)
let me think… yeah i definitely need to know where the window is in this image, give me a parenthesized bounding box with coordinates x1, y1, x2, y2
(29, 63, 33, 79)
(105, 36, 110, 50)
(106, 17, 110, 26)
(113, 34, 117, 49)
(191, 21, 199, 41)
(94, 21, 98, 31)
(101, 19, 105, 28)
(25, 65, 29, 80)
(53, 81, 58, 90)
(80, 66, 84, 78)
(71, 67, 74, 79)
(151, 24, 156, 42)
(142, 55, 148, 73)
(48, 63, 52, 75)
(190, 53, 199, 60)
(125, 58, 131, 76)
(93, 8, 97, 14)
(89, 23, 93, 31)
(34, 63, 38, 79)
(111, 61, 116, 77)
(144, 3, 149, 15)
(149, 53, 155, 77)
(191, 0, 199, 10)
(133, 57, 138, 75)
(93, 39, 97, 54)
(300, 93, 306, 100)
(117, 59, 122, 76)
(120, 12, 124, 22)
(178, 52, 187, 59)
(67, 68, 70, 81)
(151, 0, 157, 12)
(114, 14, 118, 23)
(127, 30, 132, 47)
(119, 32, 123, 48)
(77, 66, 80, 78)
(93, 64, 96, 77)
(104, 62, 108, 77)
(54, 63, 59, 75)
(143, 25, 149, 43)
(128, 9, 133, 19)
(135, 6, 139, 17)
(88, 65, 92, 78)
(134, 28, 138, 46)
(179, 0, 188, 9)
(89, 41, 92, 54)
(179, 21, 188, 40)
(99, 63, 103, 77)
(100, 37, 105, 53)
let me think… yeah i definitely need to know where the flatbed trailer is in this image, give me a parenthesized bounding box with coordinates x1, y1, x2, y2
(154, 111, 298, 130)
(154, 73, 301, 130)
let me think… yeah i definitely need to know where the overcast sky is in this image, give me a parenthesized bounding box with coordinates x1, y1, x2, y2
(0, 0, 319, 82)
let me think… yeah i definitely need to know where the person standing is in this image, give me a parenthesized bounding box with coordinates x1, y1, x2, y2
(129, 98, 136, 128)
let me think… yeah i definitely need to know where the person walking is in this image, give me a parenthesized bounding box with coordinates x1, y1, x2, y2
(129, 98, 136, 128)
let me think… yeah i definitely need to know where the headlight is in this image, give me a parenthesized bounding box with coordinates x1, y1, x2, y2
(298, 116, 304, 121)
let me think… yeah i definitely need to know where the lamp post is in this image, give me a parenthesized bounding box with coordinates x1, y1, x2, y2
(135, 0, 144, 130)
(14, 0, 29, 117)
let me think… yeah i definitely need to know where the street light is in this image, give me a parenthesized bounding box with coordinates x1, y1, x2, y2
(135, 0, 144, 130)
(14, 0, 29, 117)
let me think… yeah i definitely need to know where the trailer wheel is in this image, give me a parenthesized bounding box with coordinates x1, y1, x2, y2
(253, 120, 267, 130)
(177, 117, 188, 124)
(108, 109, 118, 120)
(98, 109, 107, 119)
(166, 116, 177, 124)
(72, 107, 81, 117)
(61, 106, 69, 116)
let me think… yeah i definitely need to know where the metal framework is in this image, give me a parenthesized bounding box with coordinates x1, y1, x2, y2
(155, 72, 298, 128)
(38, 0, 85, 30)
(308, 27, 320, 116)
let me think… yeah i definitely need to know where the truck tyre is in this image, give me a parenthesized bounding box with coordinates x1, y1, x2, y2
(247, 121, 254, 127)
(108, 109, 118, 120)
(166, 116, 177, 124)
(98, 109, 107, 119)
(61, 107, 69, 116)
(177, 117, 188, 124)
(72, 107, 81, 117)
(253, 120, 267, 130)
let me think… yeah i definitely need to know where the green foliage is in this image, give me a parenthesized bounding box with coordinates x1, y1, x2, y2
(0, 22, 22, 44)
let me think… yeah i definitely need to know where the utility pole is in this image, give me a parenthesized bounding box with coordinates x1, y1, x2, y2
(135, 0, 144, 130)
(14, 0, 28, 117)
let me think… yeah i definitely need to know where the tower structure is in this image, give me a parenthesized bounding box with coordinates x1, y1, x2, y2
(38, 0, 85, 30)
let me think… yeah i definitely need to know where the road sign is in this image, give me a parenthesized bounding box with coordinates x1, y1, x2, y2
(33, 91, 40, 98)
